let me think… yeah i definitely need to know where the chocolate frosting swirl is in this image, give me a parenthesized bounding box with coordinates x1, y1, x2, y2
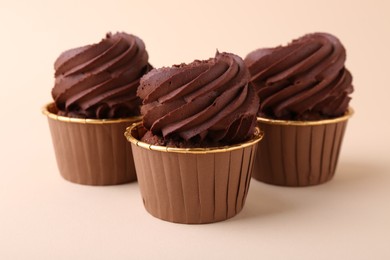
(138, 52, 259, 145)
(52, 32, 152, 119)
(245, 32, 353, 120)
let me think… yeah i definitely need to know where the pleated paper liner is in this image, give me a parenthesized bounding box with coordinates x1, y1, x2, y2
(42, 102, 141, 185)
(125, 122, 264, 224)
(254, 107, 353, 187)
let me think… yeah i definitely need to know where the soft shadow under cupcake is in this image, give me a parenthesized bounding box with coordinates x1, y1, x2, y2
(325, 159, 385, 189)
(229, 182, 294, 222)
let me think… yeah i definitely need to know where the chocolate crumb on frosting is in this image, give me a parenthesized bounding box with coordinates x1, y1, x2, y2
(138, 51, 259, 147)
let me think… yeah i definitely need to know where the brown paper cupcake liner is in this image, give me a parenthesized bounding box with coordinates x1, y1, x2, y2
(125, 122, 263, 224)
(253, 107, 353, 187)
(42, 102, 141, 185)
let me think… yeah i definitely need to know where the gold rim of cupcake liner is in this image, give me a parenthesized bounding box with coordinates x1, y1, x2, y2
(257, 107, 354, 126)
(125, 121, 264, 154)
(42, 102, 142, 124)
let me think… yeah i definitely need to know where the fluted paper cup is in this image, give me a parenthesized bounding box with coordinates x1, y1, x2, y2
(42, 102, 141, 185)
(125, 122, 263, 224)
(254, 107, 353, 187)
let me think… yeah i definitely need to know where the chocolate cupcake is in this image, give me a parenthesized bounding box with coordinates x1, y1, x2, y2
(125, 52, 263, 223)
(245, 32, 353, 186)
(43, 32, 152, 185)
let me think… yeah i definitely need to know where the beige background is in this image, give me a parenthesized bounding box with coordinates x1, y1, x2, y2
(1, 0, 389, 259)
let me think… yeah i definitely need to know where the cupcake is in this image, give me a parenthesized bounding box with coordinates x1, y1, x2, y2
(125, 52, 263, 224)
(43, 32, 152, 185)
(245, 32, 354, 186)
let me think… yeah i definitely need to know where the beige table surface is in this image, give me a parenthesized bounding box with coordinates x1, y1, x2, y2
(1, 0, 389, 259)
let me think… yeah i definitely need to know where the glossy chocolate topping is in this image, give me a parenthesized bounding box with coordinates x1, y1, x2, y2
(52, 32, 151, 119)
(138, 52, 259, 145)
(245, 32, 353, 120)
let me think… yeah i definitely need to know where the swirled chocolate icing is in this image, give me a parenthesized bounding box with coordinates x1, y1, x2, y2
(138, 52, 259, 147)
(52, 32, 152, 119)
(245, 32, 353, 120)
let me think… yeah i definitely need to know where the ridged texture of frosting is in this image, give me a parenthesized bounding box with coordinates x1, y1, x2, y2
(52, 32, 152, 119)
(138, 52, 259, 145)
(245, 32, 353, 120)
